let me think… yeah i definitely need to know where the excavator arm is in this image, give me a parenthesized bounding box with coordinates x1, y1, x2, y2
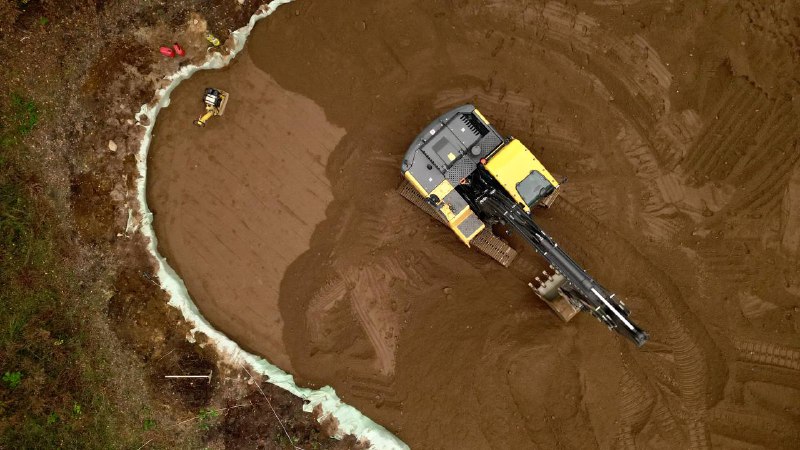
(464, 168, 649, 347)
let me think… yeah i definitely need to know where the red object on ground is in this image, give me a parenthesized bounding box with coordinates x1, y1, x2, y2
(159, 46, 175, 58)
(173, 43, 185, 57)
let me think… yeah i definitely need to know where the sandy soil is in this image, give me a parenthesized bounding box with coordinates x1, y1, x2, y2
(148, 1, 800, 448)
(148, 52, 345, 370)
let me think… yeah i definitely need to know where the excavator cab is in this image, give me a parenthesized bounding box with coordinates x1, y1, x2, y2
(400, 104, 648, 346)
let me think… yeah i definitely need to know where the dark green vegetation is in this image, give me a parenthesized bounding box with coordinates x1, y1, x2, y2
(0, 93, 116, 448)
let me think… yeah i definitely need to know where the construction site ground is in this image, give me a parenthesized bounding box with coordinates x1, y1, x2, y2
(146, 1, 800, 449)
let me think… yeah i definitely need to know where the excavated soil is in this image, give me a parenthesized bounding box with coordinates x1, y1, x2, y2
(148, 1, 800, 448)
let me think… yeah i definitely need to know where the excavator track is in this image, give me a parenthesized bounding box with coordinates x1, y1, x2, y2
(397, 180, 517, 267)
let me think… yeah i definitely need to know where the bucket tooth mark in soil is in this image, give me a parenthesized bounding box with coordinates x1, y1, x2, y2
(737, 0, 800, 64)
(558, 183, 619, 225)
(544, 5, 671, 110)
(650, 109, 704, 171)
(781, 163, 800, 258)
(346, 374, 404, 410)
(726, 137, 800, 219)
(681, 78, 797, 195)
(694, 93, 772, 180)
(681, 80, 756, 176)
(334, 256, 423, 376)
(725, 99, 794, 180)
(694, 243, 755, 285)
(616, 425, 636, 450)
(306, 276, 353, 354)
(614, 126, 686, 240)
(539, 2, 598, 46)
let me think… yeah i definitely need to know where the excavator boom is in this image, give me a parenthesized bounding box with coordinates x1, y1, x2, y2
(467, 169, 649, 346)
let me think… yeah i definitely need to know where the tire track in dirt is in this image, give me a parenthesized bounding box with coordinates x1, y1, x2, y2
(735, 362, 800, 390)
(734, 339, 800, 371)
(679, 76, 800, 228)
(781, 164, 800, 259)
(615, 367, 656, 450)
(682, 79, 770, 181)
(550, 197, 724, 449)
(744, 381, 800, 420)
(307, 254, 424, 377)
(615, 126, 685, 241)
(706, 407, 800, 449)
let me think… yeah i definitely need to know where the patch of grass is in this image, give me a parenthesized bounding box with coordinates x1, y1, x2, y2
(1, 94, 39, 149)
(197, 408, 219, 431)
(143, 417, 156, 431)
(2, 372, 22, 389)
(0, 95, 123, 449)
(9, 93, 38, 136)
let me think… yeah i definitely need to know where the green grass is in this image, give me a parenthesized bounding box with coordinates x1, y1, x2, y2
(6, 93, 38, 140)
(143, 417, 156, 431)
(197, 408, 220, 431)
(2, 372, 22, 389)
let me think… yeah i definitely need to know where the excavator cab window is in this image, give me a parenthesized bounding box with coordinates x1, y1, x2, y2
(516, 171, 554, 207)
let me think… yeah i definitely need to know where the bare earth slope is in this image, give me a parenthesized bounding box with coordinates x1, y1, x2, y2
(148, 1, 800, 449)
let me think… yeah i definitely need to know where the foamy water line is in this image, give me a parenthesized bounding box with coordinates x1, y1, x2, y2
(133, 2, 407, 448)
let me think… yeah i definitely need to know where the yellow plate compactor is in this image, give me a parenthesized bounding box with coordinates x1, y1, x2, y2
(194, 88, 229, 127)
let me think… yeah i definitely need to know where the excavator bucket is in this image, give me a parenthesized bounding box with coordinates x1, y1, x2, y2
(537, 185, 561, 208)
(529, 269, 581, 322)
(216, 90, 229, 116)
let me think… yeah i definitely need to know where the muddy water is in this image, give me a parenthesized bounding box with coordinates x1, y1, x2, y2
(149, 1, 800, 448)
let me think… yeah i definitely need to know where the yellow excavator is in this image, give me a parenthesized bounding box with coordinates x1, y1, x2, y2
(400, 104, 649, 346)
(194, 88, 229, 127)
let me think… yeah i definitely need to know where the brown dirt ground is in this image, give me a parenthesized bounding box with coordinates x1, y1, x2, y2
(148, 0, 800, 449)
